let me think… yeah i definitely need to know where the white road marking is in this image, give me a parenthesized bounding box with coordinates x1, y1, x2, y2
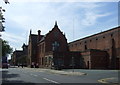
(43, 78, 60, 84)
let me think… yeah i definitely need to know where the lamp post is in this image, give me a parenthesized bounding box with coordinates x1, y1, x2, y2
(72, 56, 74, 72)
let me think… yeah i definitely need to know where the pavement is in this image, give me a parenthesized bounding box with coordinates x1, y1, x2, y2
(23, 67, 87, 76)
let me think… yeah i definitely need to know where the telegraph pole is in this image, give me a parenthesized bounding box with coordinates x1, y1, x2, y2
(72, 17, 75, 72)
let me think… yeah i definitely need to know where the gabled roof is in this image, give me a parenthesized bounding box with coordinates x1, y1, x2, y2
(29, 34, 38, 43)
(22, 43, 28, 48)
(39, 21, 62, 43)
(39, 35, 46, 42)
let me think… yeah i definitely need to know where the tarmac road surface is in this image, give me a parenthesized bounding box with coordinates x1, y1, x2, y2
(1, 67, 119, 85)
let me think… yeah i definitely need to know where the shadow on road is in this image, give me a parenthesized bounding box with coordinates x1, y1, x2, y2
(2, 70, 36, 85)
(2, 70, 19, 79)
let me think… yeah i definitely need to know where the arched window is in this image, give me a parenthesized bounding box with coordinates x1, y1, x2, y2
(52, 41, 60, 51)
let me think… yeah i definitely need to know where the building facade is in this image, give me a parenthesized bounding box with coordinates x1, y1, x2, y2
(69, 26, 120, 69)
(27, 29, 44, 67)
(12, 43, 28, 66)
(19, 22, 120, 69)
(28, 22, 69, 69)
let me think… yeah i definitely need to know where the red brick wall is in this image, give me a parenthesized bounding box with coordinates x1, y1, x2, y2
(69, 27, 120, 53)
(37, 42, 45, 66)
(37, 26, 69, 67)
(80, 51, 91, 69)
(80, 50, 109, 69)
(90, 50, 109, 69)
(45, 27, 68, 53)
(69, 27, 120, 69)
(28, 34, 38, 67)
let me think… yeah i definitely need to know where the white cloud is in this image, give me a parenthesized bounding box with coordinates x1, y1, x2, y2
(9, 15, 31, 29)
(81, 12, 111, 26)
(1, 32, 26, 50)
(5, 2, 112, 33)
(1, 32, 25, 43)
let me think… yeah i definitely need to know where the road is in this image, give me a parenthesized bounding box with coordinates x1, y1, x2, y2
(1, 67, 119, 85)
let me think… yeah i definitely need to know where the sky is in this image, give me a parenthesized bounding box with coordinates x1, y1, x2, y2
(0, 0, 119, 58)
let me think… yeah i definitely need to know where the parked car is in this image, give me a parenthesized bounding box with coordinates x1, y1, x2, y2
(2, 63, 8, 69)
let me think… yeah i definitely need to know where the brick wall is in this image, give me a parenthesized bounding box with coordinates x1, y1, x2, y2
(37, 24, 69, 67)
(69, 26, 120, 69)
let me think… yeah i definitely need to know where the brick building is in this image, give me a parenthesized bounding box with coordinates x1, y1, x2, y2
(12, 43, 28, 66)
(28, 22, 69, 68)
(69, 26, 120, 69)
(37, 22, 69, 68)
(12, 50, 23, 66)
(26, 22, 119, 69)
(28, 29, 44, 67)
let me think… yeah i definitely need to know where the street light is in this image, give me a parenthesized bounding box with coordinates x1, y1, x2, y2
(72, 56, 74, 72)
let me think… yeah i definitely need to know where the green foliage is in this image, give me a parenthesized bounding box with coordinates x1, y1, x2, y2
(2, 39, 12, 57)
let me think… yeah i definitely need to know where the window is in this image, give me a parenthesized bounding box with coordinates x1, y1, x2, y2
(111, 34, 113, 37)
(54, 31, 59, 38)
(52, 41, 60, 51)
(103, 36, 105, 38)
(75, 43, 77, 46)
(85, 45, 87, 50)
(96, 38, 98, 40)
(90, 40, 92, 42)
(71, 45, 73, 47)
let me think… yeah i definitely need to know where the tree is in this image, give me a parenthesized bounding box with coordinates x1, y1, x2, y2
(3, 0, 10, 4)
(1, 39, 12, 57)
(0, 0, 10, 33)
(0, 7, 5, 32)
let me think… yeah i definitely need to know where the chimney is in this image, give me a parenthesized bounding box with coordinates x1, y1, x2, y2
(38, 30, 41, 41)
(30, 29, 32, 34)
